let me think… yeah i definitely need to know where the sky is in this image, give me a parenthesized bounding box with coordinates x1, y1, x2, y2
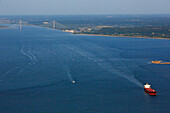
(0, 0, 170, 15)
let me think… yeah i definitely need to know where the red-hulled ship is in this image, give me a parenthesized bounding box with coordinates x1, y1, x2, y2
(144, 83, 157, 96)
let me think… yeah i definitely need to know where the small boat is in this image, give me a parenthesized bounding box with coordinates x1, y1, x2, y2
(144, 83, 157, 96)
(72, 80, 75, 84)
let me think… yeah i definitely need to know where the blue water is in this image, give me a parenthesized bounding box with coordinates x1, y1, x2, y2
(0, 25, 169, 113)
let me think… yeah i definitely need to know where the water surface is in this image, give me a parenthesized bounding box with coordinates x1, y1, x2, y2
(0, 25, 169, 113)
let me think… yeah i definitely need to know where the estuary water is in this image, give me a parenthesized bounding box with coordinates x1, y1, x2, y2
(0, 25, 169, 113)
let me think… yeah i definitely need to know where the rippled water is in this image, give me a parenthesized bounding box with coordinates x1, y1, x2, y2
(0, 25, 169, 113)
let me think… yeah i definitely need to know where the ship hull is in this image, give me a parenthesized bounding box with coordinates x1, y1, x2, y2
(144, 88, 157, 96)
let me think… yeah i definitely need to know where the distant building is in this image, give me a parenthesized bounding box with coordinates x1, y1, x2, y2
(43, 22, 49, 24)
(64, 30, 75, 33)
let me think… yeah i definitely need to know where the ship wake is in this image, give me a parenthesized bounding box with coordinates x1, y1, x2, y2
(20, 46, 37, 64)
(66, 45, 143, 88)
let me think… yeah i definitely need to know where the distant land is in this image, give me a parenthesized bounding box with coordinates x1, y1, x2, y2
(0, 15, 169, 39)
(0, 25, 8, 29)
(73, 26, 170, 39)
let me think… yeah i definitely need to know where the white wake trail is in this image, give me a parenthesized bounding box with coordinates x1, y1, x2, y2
(64, 64, 75, 84)
(27, 50, 37, 64)
(65, 46, 143, 88)
(0, 66, 20, 78)
(17, 46, 38, 75)
(20, 46, 37, 64)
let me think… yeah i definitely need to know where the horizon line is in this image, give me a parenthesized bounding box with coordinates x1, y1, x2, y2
(0, 14, 170, 16)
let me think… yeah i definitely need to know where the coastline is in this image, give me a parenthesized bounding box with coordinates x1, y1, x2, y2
(73, 33, 170, 40)
(2, 24, 169, 40)
(20, 24, 168, 40)
(0, 26, 10, 29)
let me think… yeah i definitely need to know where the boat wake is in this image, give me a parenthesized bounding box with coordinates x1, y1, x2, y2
(64, 63, 75, 84)
(65, 45, 143, 88)
(20, 46, 37, 64)
(67, 71, 75, 83)
(17, 46, 38, 74)
(0, 66, 20, 78)
(0, 46, 38, 85)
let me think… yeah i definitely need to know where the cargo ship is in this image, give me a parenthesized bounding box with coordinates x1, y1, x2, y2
(144, 83, 157, 96)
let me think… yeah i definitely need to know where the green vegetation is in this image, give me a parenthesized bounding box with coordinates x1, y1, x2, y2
(79, 26, 170, 38)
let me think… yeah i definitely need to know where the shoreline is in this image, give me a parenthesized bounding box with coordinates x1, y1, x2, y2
(22, 25, 169, 40)
(0, 27, 8, 29)
(73, 33, 170, 40)
(0, 26, 10, 29)
(2, 24, 169, 40)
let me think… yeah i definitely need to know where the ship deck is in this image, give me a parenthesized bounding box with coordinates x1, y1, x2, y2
(145, 88, 157, 93)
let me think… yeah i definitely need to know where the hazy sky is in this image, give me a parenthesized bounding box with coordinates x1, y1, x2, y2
(0, 0, 170, 15)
